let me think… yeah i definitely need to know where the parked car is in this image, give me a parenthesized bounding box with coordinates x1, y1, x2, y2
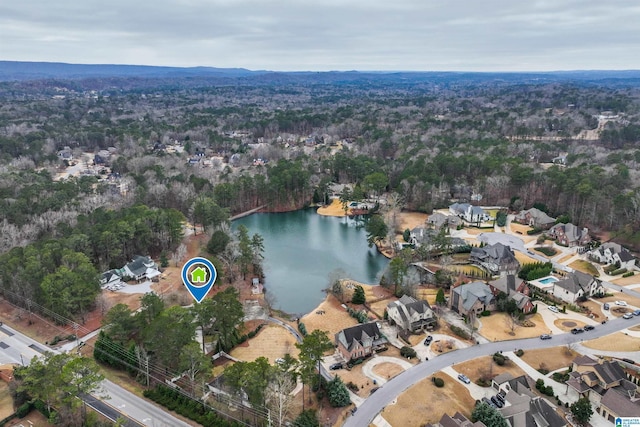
(548, 305, 559, 313)
(482, 397, 496, 408)
(603, 303, 610, 310)
(615, 300, 628, 306)
(633, 309, 640, 316)
(601, 319, 607, 324)
(495, 393, 505, 404)
(584, 325, 595, 331)
(571, 328, 584, 334)
(623, 313, 633, 319)
(491, 395, 504, 408)
(458, 374, 471, 384)
(540, 334, 552, 340)
(424, 335, 433, 345)
(330, 363, 343, 370)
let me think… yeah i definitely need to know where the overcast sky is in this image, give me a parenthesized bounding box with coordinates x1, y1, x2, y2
(1, 1, 639, 72)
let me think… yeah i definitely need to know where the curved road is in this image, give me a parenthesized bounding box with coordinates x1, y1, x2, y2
(344, 315, 640, 427)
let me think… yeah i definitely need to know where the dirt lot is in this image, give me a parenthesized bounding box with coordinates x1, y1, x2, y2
(372, 362, 405, 380)
(553, 318, 588, 332)
(478, 312, 550, 341)
(583, 332, 640, 352)
(454, 355, 526, 384)
(229, 324, 300, 363)
(381, 372, 477, 426)
(568, 260, 599, 276)
(397, 212, 428, 232)
(519, 347, 577, 372)
(612, 274, 640, 286)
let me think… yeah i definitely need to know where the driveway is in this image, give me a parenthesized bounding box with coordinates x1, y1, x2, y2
(362, 355, 412, 385)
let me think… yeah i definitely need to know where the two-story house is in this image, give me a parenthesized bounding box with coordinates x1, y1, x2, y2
(448, 203, 491, 224)
(488, 275, 534, 314)
(513, 208, 556, 229)
(449, 281, 496, 317)
(470, 243, 520, 277)
(548, 223, 591, 247)
(491, 373, 567, 427)
(552, 271, 604, 304)
(386, 295, 437, 333)
(335, 323, 388, 362)
(567, 355, 640, 423)
(589, 242, 636, 270)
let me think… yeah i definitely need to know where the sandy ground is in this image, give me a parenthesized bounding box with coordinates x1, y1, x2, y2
(478, 312, 550, 341)
(556, 253, 575, 264)
(453, 355, 526, 384)
(317, 199, 347, 217)
(519, 347, 577, 372)
(582, 332, 640, 352)
(381, 372, 476, 427)
(229, 324, 300, 363)
(509, 223, 532, 235)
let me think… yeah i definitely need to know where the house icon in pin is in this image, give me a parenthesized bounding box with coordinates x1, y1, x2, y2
(191, 266, 207, 283)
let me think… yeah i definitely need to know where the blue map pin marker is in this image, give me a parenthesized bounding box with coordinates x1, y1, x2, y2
(181, 257, 217, 303)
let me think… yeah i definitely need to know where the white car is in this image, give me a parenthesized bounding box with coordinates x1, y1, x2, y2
(548, 306, 559, 313)
(458, 374, 471, 384)
(615, 301, 628, 306)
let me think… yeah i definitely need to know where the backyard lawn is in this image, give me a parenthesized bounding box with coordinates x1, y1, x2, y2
(568, 260, 599, 276)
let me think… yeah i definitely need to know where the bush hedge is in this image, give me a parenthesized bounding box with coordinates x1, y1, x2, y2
(144, 385, 245, 427)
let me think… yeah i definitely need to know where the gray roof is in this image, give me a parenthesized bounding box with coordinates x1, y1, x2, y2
(452, 281, 494, 311)
(601, 387, 640, 417)
(554, 271, 595, 294)
(516, 207, 556, 225)
(336, 322, 386, 352)
(550, 222, 588, 243)
(470, 242, 519, 265)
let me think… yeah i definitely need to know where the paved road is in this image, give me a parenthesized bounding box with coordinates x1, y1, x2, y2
(0, 323, 191, 427)
(344, 315, 640, 427)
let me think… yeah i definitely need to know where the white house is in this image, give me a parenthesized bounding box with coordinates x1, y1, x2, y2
(589, 242, 636, 270)
(386, 295, 437, 333)
(449, 203, 491, 224)
(552, 271, 604, 304)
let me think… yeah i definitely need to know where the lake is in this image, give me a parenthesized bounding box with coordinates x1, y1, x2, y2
(232, 209, 389, 315)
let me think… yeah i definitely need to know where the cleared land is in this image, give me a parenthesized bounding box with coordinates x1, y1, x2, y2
(317, 199, 347, 217)
(372, 362, 405, 380)
(397, 212, 428, 232)
(300, 294, 359, 337)
(454, 355, 526, 383)
(229, 324, 300, 363)
(514, 251, 540, 265)
(553, 318, 588, 332)
(582, 332, 640, 352)
(479, 312, 549, 341)
(519, 347, 577, 372)
(381, 372, 476, 427)
(611, 274, 640, 286)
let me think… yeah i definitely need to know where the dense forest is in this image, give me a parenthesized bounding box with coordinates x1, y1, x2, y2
(1, 70, 640, 321)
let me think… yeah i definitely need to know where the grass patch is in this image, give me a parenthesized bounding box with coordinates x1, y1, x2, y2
(568, 260, 599, 277)
(534, 247, 557, 257)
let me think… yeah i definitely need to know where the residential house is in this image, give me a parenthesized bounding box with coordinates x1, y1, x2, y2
(100, 269, 122, 288)
(492, 373, 567, 427)
(567, 355, 640, 423)
(427, 212, 462, 230)
(408, 227, 467, 251)
(403, 262, 436, 286)
(589, 242, 636, 270)
(386, 295, 437, 333)
(425, 412, 486, 427)
(552, 271, 604, 304)
(489, 275, 534, 314)
(121, 255, 160, 282)
(548, 223, 591, 247)
(449, 203, 490, 224)
(470, 243, 520, 277)
(449, 281, 496, 316)
(57, 147, 73, 162)
(335, 323, 388, 362)
(513, 208, 556, 229)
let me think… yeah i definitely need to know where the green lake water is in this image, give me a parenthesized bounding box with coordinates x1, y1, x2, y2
(232, 209, 389, 316)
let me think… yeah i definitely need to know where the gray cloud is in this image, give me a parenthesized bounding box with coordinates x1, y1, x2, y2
(1, 0, 639, 71)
